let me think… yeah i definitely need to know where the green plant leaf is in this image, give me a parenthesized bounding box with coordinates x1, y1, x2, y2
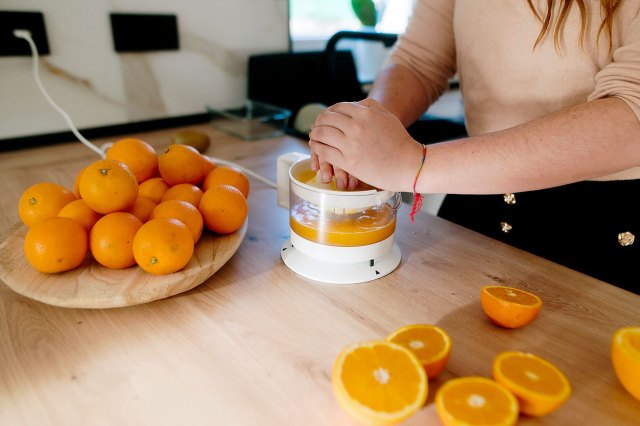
(351, 0, 377, 27)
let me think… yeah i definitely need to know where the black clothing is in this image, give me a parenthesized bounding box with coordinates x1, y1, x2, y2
(438, 180, 640, 294)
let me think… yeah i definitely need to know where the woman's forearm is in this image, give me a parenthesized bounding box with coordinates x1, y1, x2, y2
(368, 63, 433, 127)
(418, 97, 640, 194)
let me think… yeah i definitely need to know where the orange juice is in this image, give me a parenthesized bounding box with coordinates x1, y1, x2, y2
(290, 200, 396, 247)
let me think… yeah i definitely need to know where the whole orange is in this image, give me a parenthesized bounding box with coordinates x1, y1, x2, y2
(57, 199, 103, 232)
(24, 216, 88, 273)
(73, 166, 88, 198)
(158, 144, 208, 186)
(106, 137, 158, 183)
(199, 184, 248, 234)
(203, 155, 217, 176)
(161, 183, 204, 207)
(138, 177, 170, 203)
(127, 196, 157, 223)
(202, 165, 250, 198)
(79, 159, 138, 214)
(133, 218, 194, 275)
(90, 212, 143, 269)
(152, 199, 204, 243)
(18, 182, 77, 228)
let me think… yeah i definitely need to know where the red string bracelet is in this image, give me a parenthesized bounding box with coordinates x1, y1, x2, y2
(409, 144, 427, 223)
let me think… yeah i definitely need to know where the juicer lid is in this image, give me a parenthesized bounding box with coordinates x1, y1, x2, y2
(289, 160, 396, 210)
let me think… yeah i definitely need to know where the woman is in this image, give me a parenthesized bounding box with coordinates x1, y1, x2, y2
(308, 0, 640, 293)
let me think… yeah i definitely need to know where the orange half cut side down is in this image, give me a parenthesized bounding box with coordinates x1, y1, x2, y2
(481, 285, 542, 329)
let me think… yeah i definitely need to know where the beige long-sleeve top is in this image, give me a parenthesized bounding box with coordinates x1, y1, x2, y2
(389, 0, 640, 179)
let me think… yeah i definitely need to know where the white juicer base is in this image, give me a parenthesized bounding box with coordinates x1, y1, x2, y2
(280, 239, 401, 284)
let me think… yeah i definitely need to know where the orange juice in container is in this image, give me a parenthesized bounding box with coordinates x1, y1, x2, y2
(277, 154, 401, 284)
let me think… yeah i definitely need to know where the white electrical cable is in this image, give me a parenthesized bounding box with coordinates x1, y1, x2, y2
(14, 29, 278, 189)
(210, 157, 277, 188)
(13, 29, 105, 158)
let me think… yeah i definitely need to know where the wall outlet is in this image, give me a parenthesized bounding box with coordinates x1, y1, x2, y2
(0, 11, 50, 56)
(110, 13, 179, 52)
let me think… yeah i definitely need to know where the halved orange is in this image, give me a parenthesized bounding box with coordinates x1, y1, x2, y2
(332, 340, 427, 425)
(480, 286, 542, 328)
(611, 326, 640, 400)
(435, 376, 519, 426)
(492, 351, 571, 416)
(387, 324, 452, 379)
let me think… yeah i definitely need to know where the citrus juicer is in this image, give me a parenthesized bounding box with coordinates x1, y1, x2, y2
(277, 153, 402, 284)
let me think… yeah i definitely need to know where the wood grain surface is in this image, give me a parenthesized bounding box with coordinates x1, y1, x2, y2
(1, 125, 639, 426)
(0, 220, 246, 308)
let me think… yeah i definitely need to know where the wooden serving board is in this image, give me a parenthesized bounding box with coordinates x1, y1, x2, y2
(0, 220, 247, 309)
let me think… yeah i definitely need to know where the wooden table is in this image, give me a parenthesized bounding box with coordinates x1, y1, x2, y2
(1, 124, 638, 425)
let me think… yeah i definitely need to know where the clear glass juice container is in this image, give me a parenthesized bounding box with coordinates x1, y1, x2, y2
(288, 159, 400, 247)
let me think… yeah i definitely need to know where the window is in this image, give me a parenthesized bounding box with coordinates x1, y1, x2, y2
(289, 0, 415, 52)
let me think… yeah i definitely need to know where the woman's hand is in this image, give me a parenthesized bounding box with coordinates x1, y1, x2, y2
(308, 98, 423, 192)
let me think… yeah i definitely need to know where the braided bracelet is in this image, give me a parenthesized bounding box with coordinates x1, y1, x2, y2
(409, 144, 427, 223)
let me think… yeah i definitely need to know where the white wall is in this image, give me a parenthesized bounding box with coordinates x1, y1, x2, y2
(0, 0, 289, 140)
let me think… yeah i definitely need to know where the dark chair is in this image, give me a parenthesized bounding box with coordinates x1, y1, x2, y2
(248, 30, 466, 142)
(248, 31, 398, 136)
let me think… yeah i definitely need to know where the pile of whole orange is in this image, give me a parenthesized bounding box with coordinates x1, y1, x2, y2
(19, 137, 249, 275)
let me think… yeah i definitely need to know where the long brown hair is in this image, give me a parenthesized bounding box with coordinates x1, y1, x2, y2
(526, 0, 623, 51)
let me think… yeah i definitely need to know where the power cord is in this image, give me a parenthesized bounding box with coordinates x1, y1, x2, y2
(14, 29, 277, 189)
(13, 29, 106, 158)
(210, 158, 277, 188)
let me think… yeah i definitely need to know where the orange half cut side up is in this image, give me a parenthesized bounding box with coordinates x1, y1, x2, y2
(435, 376, 519, 426)
(332, 340, 428, 426)
(493, 351, 571, 417)
(387, 324, 452, 379)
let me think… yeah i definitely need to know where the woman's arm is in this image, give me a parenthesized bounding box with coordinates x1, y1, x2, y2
(311, 62, 441, 187)
(422, 97, 640, 194)
(310, 0, 640, 194)
(309, 97, 640, 194)
(367, 63, 433, 127)
(312, 0, 456, 189)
